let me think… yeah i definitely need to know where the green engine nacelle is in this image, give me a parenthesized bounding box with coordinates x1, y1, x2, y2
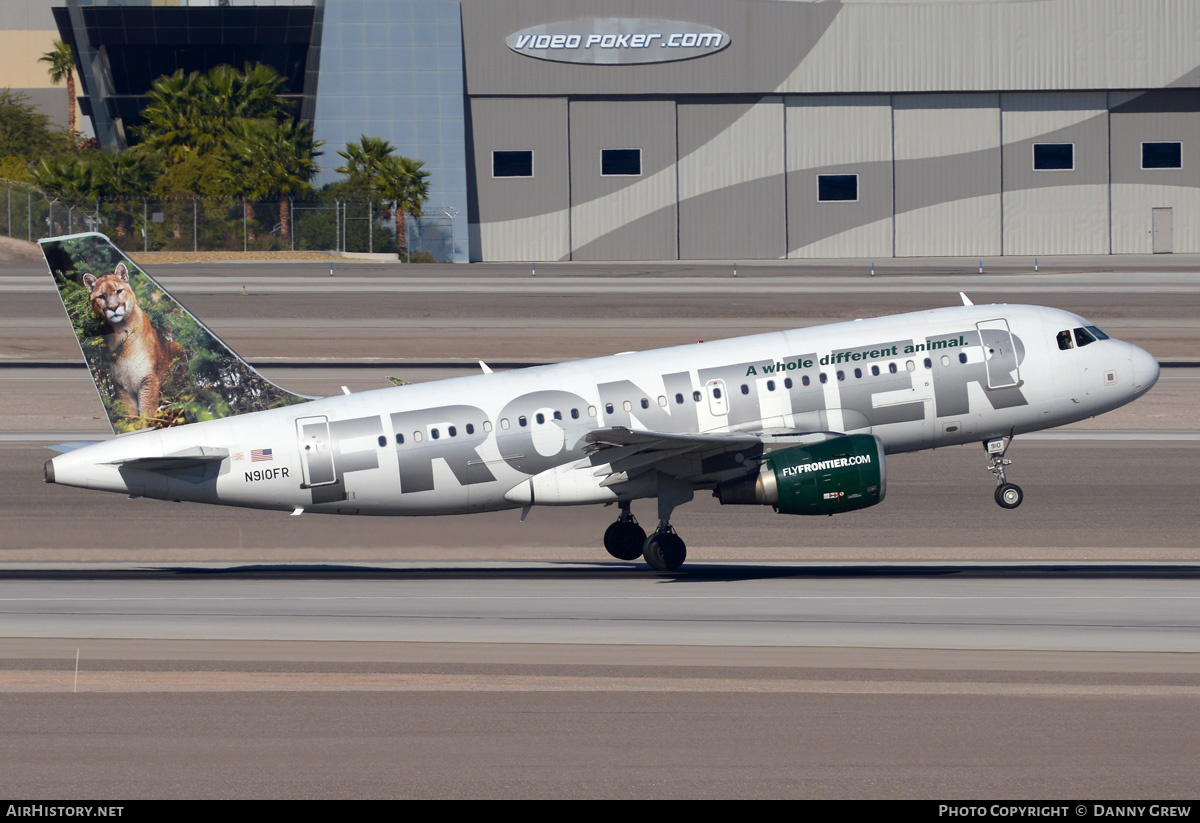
(714, 434, 886, 515)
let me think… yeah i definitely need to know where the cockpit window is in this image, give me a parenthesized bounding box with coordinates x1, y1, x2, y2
(1086, 325, 1109, 341)
(1073, 327, 1097, 347)
(1057, 330, 1074, 350)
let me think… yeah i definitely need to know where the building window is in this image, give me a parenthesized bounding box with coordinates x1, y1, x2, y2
(1033, 143, 1074, 171)
(493, 150, 533, 178)
(817, 174, 858, 202)
(601, 148, 641, 176)
(1142, 142, 1182, 169)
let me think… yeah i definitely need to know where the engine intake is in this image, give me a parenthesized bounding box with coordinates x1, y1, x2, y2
(714, 434, 886, 515)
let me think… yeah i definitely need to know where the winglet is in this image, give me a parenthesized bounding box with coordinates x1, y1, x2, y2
(959, 292, 974, 306)
(40, 232, 310, 434)
(479, 360, 493, 374)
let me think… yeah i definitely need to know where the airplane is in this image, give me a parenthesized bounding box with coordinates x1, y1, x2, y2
(39, 232, 1160, 571)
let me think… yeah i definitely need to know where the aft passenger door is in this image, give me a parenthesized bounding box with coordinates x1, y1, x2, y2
(296, 415, 337, 487)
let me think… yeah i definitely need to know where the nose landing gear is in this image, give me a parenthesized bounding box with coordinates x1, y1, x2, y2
(986, 434, 1023, 509)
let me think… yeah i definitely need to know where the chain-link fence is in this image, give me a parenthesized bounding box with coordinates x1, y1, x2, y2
(1, 180, 455, 261)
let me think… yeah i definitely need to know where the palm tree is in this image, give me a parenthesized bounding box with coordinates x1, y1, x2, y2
(96, 151, 153, 238)
(378, 155, 430, 258)
(248, 120, 323, 238)
(139, 63, 289, 162)
(223, 119, 322, 237)
(335, 135, 396, 192)
(139, 69, 204, 161)
(39, 41, 77, 136)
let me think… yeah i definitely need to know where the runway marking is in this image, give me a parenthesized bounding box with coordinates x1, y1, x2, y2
(2, 670, 1199, 695)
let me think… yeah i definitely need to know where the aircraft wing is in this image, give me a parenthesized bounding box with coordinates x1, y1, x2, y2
(578, 426, 842, 487)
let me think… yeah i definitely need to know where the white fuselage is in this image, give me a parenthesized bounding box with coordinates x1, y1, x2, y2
(47, 304, 1159, 516)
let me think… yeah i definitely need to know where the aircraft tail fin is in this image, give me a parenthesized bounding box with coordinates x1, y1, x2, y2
(40, 232, 310, 434)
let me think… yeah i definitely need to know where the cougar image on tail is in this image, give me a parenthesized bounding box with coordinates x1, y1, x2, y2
(43, 232, 308, 433)
(83, 262, 184, 418)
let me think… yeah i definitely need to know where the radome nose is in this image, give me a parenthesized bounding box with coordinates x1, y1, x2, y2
(1130, 345, 1160, 392)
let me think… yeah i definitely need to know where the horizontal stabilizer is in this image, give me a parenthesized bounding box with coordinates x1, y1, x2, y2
(45, 441, 103, 454)
(106, 446, 230, 472)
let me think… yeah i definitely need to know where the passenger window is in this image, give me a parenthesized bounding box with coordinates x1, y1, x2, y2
(395, 433, 404, 444)
(377, 435, 387, 447)
(623, 401, 632, 412)
(483, 421, 492, 433)
(605, 403, 614, 414)
(837, 371, 845, 381)
(766, 380, 775, 391)
(535, 413, 544, 424)
(871, 365, 880, 376)
(500, 419, 509, 430)
(466, 424, 474, 435)
(785, 377, 794, 389)
(713, 387, 722, 399)
(448, 426, 457, 437)
(431, 428, 439, 439)
(801, 375, 809, 387)
(640, 398, 649, 409)
(958, 352, 968, 364)
(1074, 327, 1097, 347)
(657, 396, 667, 407)
(693, 390, 702, 402)
(740, 384, 749, 395)
(819, 373, 828, 384)
(906, 360, 915, 372)
(854, 368, 862, 379)
(553, 410, 562, 420)
(414, 430, 423, 442)
(888, 363, 897, 374)
(519, 416, 528, 427)
(924, 358, 932, 369)
(941, 355, 950, 367)
(571, 408, 579, 419)
(1057, 330, 1074, 350)
(588, 406, 597, 417)
(675, 393, 684, 405)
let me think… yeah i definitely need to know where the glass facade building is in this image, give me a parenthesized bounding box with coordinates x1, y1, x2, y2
(310, 0, 467, 261)
(54, 0, 469, 262)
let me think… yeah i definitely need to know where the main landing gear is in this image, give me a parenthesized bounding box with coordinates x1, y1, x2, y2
(604, 476, 694, 572)
(985, 434, 1023, 509)
(603, 502, 646, 561)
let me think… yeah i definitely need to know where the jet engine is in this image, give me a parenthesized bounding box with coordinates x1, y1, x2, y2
(714, 434, 885, 515)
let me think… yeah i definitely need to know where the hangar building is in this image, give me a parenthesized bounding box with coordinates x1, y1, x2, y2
(38, 0, 1200, 262)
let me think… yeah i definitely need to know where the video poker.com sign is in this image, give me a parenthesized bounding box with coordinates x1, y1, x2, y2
(506, 18, 730, 65)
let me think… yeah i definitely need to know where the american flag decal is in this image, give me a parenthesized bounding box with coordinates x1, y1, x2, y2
(251, 448, 273, 462)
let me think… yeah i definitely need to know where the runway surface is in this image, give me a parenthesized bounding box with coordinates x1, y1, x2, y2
(2, 259, 1198, 798)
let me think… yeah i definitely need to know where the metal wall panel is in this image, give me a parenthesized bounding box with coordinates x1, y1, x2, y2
(677, 98, 786, 260)
(1110, 91, 1200, 253)
(780, 0, 1200, 94)
(1000, 92, 1108, 255)
(893, 94, 1001, 257)
(568, 99, 677, 261)
(468, 97, 570, 261)
(786, 95, 893, 259)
